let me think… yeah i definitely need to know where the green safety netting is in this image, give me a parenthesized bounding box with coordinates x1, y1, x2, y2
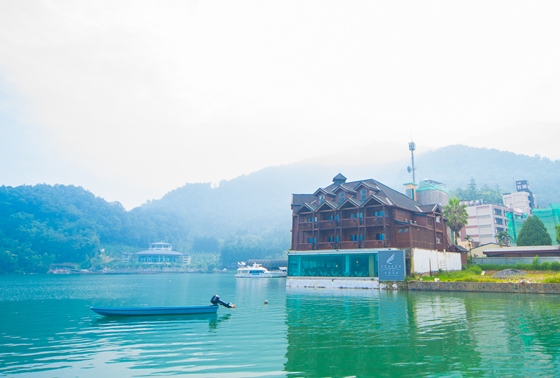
(507, 204, 560, 245)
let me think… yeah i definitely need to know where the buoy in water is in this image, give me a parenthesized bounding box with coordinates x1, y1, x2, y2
(264, 300, 268, 305)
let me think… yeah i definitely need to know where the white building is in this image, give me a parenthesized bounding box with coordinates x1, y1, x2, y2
(460, 202, 510, 246)
(502, 191, 532, 216)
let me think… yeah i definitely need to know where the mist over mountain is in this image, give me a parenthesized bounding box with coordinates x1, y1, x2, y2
(1, 145, 558, 273)
(151, 144, 560, 243)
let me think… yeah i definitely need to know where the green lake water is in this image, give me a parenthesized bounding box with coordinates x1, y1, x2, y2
(1, 273, 560, 377)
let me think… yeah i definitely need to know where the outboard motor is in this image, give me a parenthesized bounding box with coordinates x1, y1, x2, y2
(211, 295, 235, 308)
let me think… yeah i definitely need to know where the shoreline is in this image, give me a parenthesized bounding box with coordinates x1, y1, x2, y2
(408, 280, 560, 295)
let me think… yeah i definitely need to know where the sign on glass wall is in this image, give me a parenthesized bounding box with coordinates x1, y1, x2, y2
(377, 249, 406, 281)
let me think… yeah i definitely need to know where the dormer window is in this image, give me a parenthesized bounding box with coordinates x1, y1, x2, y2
(360, 189, 367, 201)
(319, 195, 325, 204)
(338, 192, 345, 203)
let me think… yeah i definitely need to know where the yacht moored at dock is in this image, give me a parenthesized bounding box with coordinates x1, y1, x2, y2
(235, 262, 287, 278)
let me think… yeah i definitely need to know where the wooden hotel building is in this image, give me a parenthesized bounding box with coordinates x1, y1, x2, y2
(288, 174, 452, 281)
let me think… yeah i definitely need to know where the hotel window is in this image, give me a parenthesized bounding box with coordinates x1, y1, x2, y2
(319, 195, 325, 203)
(338, 192, 345, 203)
(360, 189, 367, 201)
(375, 233, 385, 240)
(436, 216, 441, 223)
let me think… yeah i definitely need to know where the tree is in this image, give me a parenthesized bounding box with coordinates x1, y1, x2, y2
(516, 216, 552, 246)
(495, 231, 511, 247)
(464, 235, 473, 250)
(556, 224, 560, 245)
(443, 197, 468, 244)
(466, 177, 479, 201)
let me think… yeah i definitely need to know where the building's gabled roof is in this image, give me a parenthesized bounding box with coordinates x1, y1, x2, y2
(293, 175, 441, 215)
(418, 204, 443, 213)
(333, 173, 347, 181)
(339, 198, 361, 209)
(313, 188, 335, 197)
(334, 184, 357, 195)
(355, 181, 380, 192)
(454, 245, 469, 253)
(291, 194, 316, 212)
(361, 196, 384, 207)
(295, 203, 315, 214)
(320, 178, 421, 211)
(315, 201, 337, 212)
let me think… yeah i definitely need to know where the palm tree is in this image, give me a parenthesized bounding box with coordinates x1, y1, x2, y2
(495, 231, 510, 247)
(443, 197, 468, 244)
(464, 234, 473, 250)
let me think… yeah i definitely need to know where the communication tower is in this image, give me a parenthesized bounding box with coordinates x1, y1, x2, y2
(407, 141, 416, 184)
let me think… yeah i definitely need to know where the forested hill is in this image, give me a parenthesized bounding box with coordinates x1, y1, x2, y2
(1, 145, 558, 273)
(414, 145, 559, 207)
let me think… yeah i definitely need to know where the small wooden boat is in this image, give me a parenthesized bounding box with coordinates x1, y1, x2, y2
(90, 305, 219, 316)
(91, 295, 234, 317)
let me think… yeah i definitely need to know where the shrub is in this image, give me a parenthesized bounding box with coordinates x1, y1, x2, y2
(466, 265, 482, 275)
(552, 261, 560, 271)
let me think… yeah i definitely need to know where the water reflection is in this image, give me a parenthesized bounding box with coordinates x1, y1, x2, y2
(284, 289, 560, 377)
(4, 274, 560, 377)
(0, 298, 233, 377)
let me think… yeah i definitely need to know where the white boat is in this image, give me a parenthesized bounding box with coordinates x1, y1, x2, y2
(235, 262, 287, 278)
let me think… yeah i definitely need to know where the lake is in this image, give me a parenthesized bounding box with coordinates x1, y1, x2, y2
(2, 273, 560, 377)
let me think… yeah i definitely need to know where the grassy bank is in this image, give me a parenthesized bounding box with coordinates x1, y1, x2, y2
(416, 264, 560, 284)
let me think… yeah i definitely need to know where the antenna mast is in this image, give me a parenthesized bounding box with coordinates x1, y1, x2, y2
(408, 141, 416, 184)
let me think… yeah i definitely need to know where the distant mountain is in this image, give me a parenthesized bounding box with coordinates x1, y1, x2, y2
(147, 144, 559, 247)
(412, 145, 559, 206)
(1, 144, 558, 273)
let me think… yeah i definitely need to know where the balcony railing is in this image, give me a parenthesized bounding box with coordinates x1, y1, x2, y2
(365, 216, 384, 226)
(362, 240, 385, 248)
(339, 219, 361, 227)
(295, 240, 386, 251)
(297, 222, 314, 230)
(318, 220, 336, 230)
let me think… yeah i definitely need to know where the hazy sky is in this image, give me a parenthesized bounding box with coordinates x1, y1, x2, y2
(1, 1, 559, 209)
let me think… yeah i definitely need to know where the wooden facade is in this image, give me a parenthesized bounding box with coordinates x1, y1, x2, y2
(291, 174, 452, 252)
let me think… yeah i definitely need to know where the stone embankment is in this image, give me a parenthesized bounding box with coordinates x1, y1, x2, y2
(408, 281, 560, 295)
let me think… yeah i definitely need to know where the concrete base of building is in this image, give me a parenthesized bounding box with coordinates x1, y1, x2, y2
(286, 277, 403, 290)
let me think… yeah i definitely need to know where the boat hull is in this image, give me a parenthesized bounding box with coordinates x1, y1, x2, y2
(235, 272, 287, 278)
(91, 305, 219, 316)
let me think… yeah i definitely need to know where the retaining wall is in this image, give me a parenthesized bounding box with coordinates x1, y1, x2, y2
(408, 281, 560, 295)
(286, 277, 407, 290)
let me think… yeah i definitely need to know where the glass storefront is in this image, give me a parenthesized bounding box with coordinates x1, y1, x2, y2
(288, 253, 378, 277)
